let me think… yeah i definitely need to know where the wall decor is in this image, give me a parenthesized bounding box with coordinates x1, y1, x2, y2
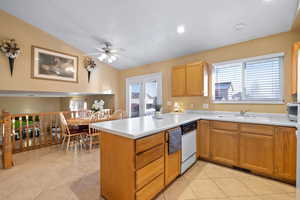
(0, 39, 21, 76)
(31, 46, 78, 83)
(84, 57, 96, 83)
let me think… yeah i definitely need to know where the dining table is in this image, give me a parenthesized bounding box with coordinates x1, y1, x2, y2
(67, 117, 110, 126)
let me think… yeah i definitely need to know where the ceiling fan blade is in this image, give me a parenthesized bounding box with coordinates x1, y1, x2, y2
(114, 48, 125, 52)
(95, 47, 105, 52)
(87, 52, 103, 56)
(109, 49, 118, 53)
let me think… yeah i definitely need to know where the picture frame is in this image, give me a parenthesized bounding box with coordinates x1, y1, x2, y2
(31, 46, 79, 83)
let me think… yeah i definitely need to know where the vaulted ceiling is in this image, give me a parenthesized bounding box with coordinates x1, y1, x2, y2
(1, 0, 298, 69)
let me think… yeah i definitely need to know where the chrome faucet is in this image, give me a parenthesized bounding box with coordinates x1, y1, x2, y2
(240, 110, 248, 116)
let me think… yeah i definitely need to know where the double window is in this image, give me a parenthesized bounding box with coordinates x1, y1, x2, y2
(69, 99, 87, 111)
(212, 53, 284, 103)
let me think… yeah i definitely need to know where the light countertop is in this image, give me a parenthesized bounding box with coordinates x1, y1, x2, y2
(91, 111, 297, 139)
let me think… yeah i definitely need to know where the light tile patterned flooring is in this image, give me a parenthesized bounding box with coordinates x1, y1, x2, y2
(0, 146, 298, 200)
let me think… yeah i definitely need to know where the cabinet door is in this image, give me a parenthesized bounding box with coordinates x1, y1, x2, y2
(172, 65, 186, 96)
(291, 42, 300, 95)
(210, 129, 238, 166)
(240, 133, 274, 175)
(186, 62, 204, 96)
(197, 120, 210, 159)
(274, 127, 296, 181)
(165, 133, 181, 185)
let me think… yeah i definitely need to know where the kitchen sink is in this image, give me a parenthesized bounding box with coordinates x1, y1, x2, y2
(153, 116, 164, 120)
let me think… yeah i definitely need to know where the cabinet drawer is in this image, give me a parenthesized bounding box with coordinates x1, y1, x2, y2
(211, 121, 238, 131)
(240, 124, 274, 136)
(136, 132, 164, 154)
(136, 174, 164, 200)
(136, 157, 164, 190)
(136, 144, 164, 170)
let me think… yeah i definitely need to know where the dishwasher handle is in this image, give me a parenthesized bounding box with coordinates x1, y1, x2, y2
(181, 121, 197, 134)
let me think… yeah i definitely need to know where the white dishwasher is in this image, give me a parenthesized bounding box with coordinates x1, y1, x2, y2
(181, 121, 197, 174)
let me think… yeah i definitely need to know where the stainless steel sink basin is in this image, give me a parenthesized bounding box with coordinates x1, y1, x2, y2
(153, 116, 164, 120)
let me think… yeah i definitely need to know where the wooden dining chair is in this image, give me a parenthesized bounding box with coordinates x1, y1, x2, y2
(85, 112, 103, 152)
(110, 109, 128, 120)
(59, 112, 86, 152)
(86, 125, 101, 152)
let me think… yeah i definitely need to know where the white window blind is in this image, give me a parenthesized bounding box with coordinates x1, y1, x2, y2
(245, 57, 282, 101)
(215, 63, 243, 101)
(213, 54, 283, 103)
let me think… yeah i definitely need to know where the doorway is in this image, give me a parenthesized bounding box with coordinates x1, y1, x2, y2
(126, 73, 162, 117)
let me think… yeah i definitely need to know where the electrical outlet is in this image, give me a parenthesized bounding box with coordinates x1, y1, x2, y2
(203, 104, 209, 109)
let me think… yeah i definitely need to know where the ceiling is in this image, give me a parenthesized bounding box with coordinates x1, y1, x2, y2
(0, 0, 298, 69)
(0, 90, 113, 97)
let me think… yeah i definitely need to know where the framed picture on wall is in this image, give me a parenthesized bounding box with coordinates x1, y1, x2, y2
(31, 46, 78, 83)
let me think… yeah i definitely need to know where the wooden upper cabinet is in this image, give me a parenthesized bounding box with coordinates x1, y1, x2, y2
(274, 127, 297, 182)
(172, 65, 186, 96)
(197, 120, 210, 159)
(172, 61, 208, 97)
(186, 62, 204, 96)
(292, 42, 300, 95)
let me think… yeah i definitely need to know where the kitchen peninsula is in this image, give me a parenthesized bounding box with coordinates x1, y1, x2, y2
(92, 112, 297, 200)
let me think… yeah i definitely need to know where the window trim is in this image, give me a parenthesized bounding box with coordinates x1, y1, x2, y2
(212, 53, 285, 104)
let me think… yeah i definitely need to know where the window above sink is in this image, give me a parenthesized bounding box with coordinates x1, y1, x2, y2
(212, 53, 284, 104)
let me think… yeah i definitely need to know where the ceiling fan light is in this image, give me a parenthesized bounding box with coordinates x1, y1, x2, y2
(110, 55, 117, 61)
(98, 56, 104, 61)
(102, 54, 108, 59)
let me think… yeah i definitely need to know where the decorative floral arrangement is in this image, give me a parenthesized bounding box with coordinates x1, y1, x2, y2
(0, 39, 21, 76)
(0, 39, 20, 59)
(91, 100, 105, 113)
(84, 57, 97, 82)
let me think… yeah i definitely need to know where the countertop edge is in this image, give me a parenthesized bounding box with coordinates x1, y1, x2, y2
(91, 115, 297, 139)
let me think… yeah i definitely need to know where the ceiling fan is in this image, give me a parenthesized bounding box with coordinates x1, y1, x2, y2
(88, 42, 124, 64)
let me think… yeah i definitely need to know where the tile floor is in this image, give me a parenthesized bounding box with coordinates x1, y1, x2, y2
(0, 146, 298, 200)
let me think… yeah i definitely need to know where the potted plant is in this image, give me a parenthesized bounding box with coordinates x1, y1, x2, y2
(0, 39, 21, 76)
(91, 100, 105, 113)
(84, 57, 96, 82)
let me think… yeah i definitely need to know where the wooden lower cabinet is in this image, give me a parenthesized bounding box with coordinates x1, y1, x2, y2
(136, 157, 164, 190)
(210, 129, 239, 166)
(239, 133, 274, 175)
(197, 120, 297, 183)
(136, 174, 164, 200)
(165, 131, 181, 185)
(274, 127, 297, 181)
(197, 120, 210, 159)
(136, 144, 164, 170)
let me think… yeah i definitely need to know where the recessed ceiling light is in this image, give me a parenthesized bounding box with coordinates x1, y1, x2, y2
(263, 0, 273, 2)
(234, 23, 246, 31)
(177, 25, 185, 34)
